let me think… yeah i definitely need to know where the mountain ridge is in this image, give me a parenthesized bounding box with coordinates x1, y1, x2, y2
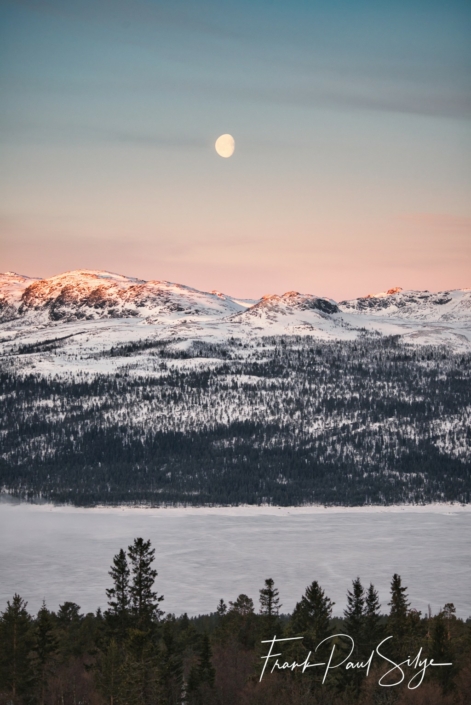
(1, 268, 469, 323)
(1, 269, 470, 379)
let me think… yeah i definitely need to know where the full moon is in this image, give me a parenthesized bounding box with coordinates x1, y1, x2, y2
(215, 134, 235, 158)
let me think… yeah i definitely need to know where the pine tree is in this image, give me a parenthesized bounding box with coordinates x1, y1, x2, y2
(0, 594, 33, 698)
(214, 600, 230, 644)
(259, 578, 281, 618)
(228, 594, 254, 616)
(441, 602, 457, 640)
(56, 601, 83, 659)
(57, 601, 82, 624)
(106, 548, 131, 638)
(259, 578, 282, 638)
(216, 599, 227, 617)
(227, 595, 256, 649)
(128, 538, 164, 628)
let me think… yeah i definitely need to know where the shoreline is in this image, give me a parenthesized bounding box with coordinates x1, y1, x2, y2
(1, 497, 470, 516)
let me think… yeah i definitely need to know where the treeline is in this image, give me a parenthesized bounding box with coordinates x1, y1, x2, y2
(1, 337, 470, 505)
(0, 538, 470, 705)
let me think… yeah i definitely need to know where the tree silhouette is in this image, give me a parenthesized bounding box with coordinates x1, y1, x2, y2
(259, 578, 282, 638)
(291, 580, 334, 650)
(344, 577, 365, 647)
(128, 538, 164, 628)
(106, 548, 131, 637)
(388, 573, 410, 654)
(259, 578, 281, 618)
(363, 583, 383, 653)
(30, 602, 58, 705)
(0, 594, 33, 698)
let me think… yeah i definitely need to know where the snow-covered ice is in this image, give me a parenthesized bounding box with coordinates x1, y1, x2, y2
(1, 502, 469, 618)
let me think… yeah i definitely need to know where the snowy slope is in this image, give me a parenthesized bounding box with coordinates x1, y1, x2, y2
(338, 287, 471, 349)
(0, 272, 40, 322)
(0, 270, 470, 377)
(2, 269, 252, 324)
(340, 287, 471, 322)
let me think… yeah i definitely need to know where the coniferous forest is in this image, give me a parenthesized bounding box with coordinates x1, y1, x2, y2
(0, 538, 470, 705)
(1, 336, 470, 506)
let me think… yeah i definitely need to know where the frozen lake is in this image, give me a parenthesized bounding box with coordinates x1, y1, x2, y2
(1, 502, 470, 619)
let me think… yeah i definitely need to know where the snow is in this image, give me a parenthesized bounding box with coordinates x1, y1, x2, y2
(0, 271, 40, 303)
(339, 287, 471, 322)
(1, 270, 470, 377)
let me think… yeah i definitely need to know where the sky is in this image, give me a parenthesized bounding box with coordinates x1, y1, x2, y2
(0, 0, 470, 299)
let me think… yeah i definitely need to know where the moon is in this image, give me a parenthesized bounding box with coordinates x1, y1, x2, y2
(215, 134, 235, 158)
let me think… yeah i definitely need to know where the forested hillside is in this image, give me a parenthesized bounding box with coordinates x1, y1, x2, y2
(1, 336, 470, 506)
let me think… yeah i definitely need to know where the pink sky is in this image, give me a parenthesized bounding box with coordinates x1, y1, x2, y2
(2, 207, 469, 300)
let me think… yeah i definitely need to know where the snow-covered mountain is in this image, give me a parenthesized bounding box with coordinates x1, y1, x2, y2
(0, 271, 40, 322)
(0, 270, 470, 377)
(339, 286, 471, 322)
(2, 269, 470, 327)
(1, 270, 470, 507)
(0, 270, 252, 324)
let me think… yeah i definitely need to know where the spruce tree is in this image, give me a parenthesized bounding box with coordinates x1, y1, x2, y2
(197, 633, 215, 688)
(128, 538, 164, 628)
(106, 548, 131, 637)
(289, 581, 335, 688)
(344, 577, 365, 648)
(291, 581, 334, 650)
(187, 633, 215, 704)
(388, 573, 410, 653)
(95, 638, 122, 705)
(363, 583, 383, 653)
(430, 614, 455, 693)
(30, 602, 59, 705)
(159, 620, 184, 705)
(0, 594, 33, 698)
(342, 578, 367, 695)
(118, 629, 161, 705)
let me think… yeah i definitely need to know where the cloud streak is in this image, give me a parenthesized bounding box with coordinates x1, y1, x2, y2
(5, 0, 470, 120)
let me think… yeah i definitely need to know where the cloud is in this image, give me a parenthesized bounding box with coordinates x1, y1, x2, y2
(8, 0, 237, 40)
(7, 0, 470, 120)
(0, 119, 207, 149)
(398, 213, 471, 234)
